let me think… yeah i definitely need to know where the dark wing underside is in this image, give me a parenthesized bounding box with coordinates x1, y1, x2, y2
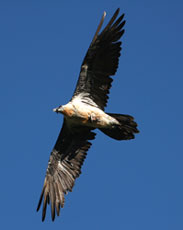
(37, 119, 96, 221)
(72, 8, 125, 110)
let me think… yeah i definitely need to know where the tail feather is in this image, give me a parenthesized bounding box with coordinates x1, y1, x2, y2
(99, 113, 139, 140)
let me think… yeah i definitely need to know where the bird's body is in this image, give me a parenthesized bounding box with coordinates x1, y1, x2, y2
(37, 8, 139, 221)
(56, 95, 120, 128)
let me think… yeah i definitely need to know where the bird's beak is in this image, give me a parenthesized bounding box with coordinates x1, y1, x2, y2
(53, 106, 63, 113)
(53, 107, 58, 113)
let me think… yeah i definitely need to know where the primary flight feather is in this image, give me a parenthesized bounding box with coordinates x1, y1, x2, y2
(37, 8, 139, 221)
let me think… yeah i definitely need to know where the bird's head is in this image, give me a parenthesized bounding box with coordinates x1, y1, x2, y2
(53, 105, 64, 114)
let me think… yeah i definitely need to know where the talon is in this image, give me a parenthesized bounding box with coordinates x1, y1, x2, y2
(89, 113, 99, 122)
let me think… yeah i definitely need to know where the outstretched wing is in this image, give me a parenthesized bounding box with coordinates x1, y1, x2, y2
(37, 119, 96, 221)
(72, 8, 125, 110)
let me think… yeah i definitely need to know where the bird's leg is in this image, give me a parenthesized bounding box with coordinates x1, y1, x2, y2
(89, 113, 99, 123)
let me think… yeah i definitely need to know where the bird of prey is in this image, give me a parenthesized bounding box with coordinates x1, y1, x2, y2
(37, 8, 139, 221)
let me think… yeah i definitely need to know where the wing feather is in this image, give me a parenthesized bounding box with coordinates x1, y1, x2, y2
(37, 120, 96, 221)
(72, 8, 125, 110)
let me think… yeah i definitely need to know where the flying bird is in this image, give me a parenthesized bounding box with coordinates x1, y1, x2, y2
(37, 8, 139, 221)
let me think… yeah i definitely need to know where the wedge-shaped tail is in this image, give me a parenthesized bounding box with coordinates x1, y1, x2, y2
(99, 113, 139, 140)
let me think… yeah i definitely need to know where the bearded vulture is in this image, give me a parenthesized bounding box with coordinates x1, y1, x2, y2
(37, 8, 139, 221)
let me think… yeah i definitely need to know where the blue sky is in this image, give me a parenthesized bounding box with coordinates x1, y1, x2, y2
(0, 0, 183, 229)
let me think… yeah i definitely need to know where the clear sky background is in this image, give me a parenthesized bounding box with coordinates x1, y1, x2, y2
(0, 0, 183, 229)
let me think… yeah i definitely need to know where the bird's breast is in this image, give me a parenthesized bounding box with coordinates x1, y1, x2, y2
(62, 102, 90, 122)
(61, 106, 75, 117)
(62, 101, 117, 128)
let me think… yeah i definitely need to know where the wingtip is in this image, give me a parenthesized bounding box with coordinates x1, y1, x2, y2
(91, 10, 107, 45)
(113, 8, 120, 17)
(42, 213, 46, 222)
